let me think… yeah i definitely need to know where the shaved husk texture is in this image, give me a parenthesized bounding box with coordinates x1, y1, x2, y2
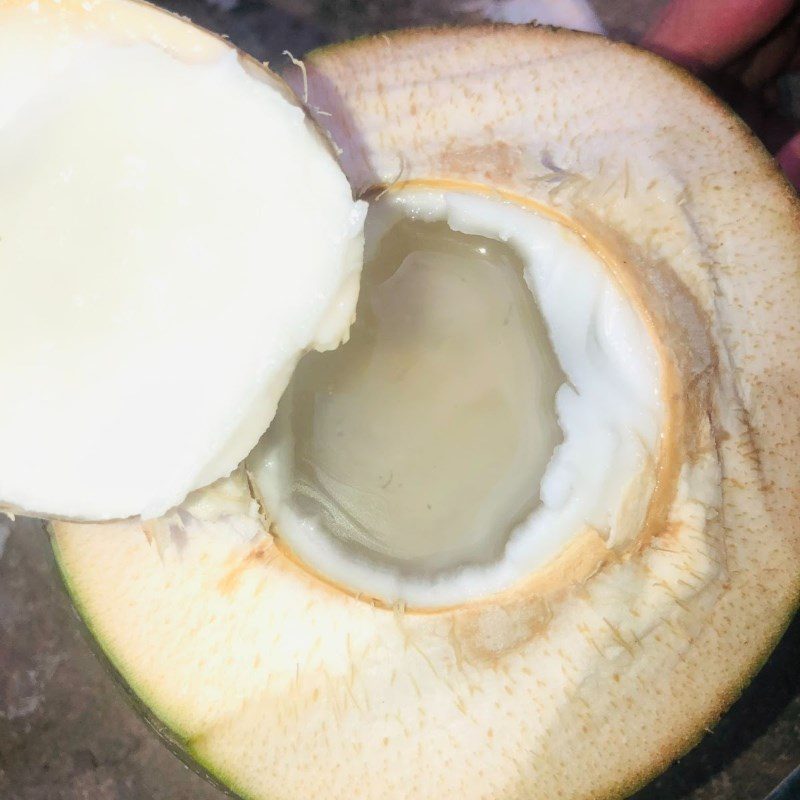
(53, 23, 800, 800)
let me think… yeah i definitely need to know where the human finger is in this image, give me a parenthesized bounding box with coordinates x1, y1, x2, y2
(642, 0, 795, 70)
(777, 132, 800, 188)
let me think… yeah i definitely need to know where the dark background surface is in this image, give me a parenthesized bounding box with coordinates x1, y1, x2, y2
(1, 1, 799, 799)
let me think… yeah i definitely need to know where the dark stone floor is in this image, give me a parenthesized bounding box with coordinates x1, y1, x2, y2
(1, 2, 798, 799)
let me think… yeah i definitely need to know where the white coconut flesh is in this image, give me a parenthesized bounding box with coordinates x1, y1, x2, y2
(48, 19, 800, 800)
(249, 189, 664, 607)
(0, 0, 365, 521)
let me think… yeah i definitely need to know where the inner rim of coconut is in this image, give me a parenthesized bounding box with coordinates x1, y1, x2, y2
(247, 183, 673, 608)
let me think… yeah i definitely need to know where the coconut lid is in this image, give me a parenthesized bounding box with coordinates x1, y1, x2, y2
(0, 0, 365, 520)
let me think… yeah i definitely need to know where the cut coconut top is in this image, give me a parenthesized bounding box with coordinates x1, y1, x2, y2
(0, 0, 365, 520)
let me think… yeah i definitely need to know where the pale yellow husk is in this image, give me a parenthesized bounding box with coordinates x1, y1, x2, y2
(52, 18, 800, 800)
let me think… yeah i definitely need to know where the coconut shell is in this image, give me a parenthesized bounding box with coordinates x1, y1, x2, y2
(53, 23, 800, 800)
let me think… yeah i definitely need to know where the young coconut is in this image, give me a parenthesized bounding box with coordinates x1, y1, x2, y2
(23, 7, 800, 800)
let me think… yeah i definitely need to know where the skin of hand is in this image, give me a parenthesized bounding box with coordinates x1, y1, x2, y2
(642, 0, 800, 188)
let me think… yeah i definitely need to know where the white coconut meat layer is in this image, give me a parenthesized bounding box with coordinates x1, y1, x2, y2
(0, 1, 365, 520)
(249, 190, 664, 607)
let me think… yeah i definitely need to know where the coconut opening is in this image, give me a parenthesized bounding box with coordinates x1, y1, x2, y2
(258, 215, 564, 572)
(248, 189, 665, 608)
